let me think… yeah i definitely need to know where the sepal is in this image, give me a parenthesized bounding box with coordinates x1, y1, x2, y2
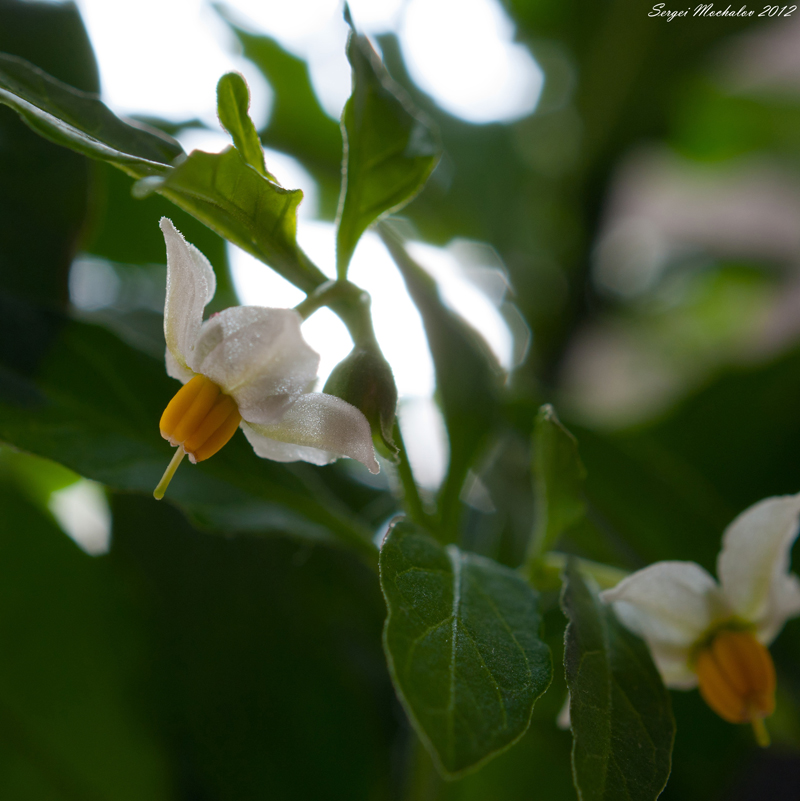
(323, 342, 399, 460)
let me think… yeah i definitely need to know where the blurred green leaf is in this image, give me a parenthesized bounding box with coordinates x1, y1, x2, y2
(336, 14, 440, 278)
(0, 52, 182, 178)
(380, 519, 552, 777)
(561, 561, 674, 801)
(149, 146, 328, 293)
(528, 404, 587, 565)
(111, 494, 398, 800)
(0, 449, 79, 510)
(216, 71, 271, 179)
(0, 485, 171, 800)
(0, 298, 375, 556)
(380, 223, 501, 538)
(0, 0, 98, 309)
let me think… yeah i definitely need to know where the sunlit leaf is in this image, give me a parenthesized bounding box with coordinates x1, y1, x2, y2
(217, 11, 342, 168)
(147, 146, 328, 293)
(0, 52, 182, 177)
(561, 561, 674, 801)
(380, 519, 552, 777)
(336, 12, 440, 278)
(216, 71, 271, 179)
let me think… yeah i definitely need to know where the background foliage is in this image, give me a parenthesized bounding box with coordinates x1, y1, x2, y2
(1, 0, 800, 798)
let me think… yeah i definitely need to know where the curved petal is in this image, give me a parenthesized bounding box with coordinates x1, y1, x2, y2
(161, 218, 216, 373)
(241, 422, 338, 467)
(717, 493, 800, 643)
(242, 393, 379, 474)
(189, 307, 319, 409)
(647, 642, 699, 689)
(600, 561, 729, 684)
(165, 348, 195, 384)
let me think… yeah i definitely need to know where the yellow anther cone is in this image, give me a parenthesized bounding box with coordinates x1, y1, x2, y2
(695, 629, 776, 745)
(154, 374, 242, 500)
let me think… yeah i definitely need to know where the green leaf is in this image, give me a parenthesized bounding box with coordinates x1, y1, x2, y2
(148, 146, 328, 293)
(217, 12, 342, 172)
(380, 520, 552, 777)
(0, 1, 96, 310)
(112, 494, 398, 799)
(0, 485, 171, 800)
(336, 13, 441, 278)
(216, 71, 271, 179)
(0, 52, 182, 178)
(561, 561, 674, 801)
(528, 404, 587, 563)
(379, 224, 501, 537)
(0, 298, 375, 558)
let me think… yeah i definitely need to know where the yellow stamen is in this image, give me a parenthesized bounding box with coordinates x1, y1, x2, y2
(154, 374, 242, 499)
(695, 629, 775, 746)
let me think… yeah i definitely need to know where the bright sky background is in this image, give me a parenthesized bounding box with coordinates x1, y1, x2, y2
(68, 0, 539, 496)
(75, 0, 543, 125)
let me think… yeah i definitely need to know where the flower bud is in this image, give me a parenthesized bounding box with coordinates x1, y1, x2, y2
(324, 344, 398, 459)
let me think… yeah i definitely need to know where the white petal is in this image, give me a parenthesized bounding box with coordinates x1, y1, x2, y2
(161, 218, 216, 373)
(241, 393, 379, 474)
(241, 422, 338, 466)
(717, 493, 800, 643)
(165, 348, 195, 384)
(647, 642, 698, 689)
(601, 561, 729, 685)
(189, 307, 319, 412)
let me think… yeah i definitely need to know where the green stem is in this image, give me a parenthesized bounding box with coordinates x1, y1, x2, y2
(294, 279, 375, 345)
(393, 421, 432, 531)
(402, 736, 451, 801)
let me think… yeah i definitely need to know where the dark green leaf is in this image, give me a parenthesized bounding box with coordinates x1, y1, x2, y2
(528, 404, 587, 562)
(380, 224, 501, 537)
(0, 298, 374, 557)
(216, 71, 271, 178)
(149, 146, 328, 293)
(336, 14, 440, 278)
(0, 485, 171, 800)
(111, 494, 398, 800)
(380, 519, 552, 777)
(0, 52, 182, 178)
(0, 0, 97, 309)
(561, 561, 674, 801)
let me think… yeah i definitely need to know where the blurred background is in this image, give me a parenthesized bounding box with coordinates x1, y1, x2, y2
(2, 0, 800, 798)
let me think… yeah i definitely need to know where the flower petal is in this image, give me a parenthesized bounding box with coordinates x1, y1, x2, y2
(165, 348, 195, 384)
(189, 307, 319, 412)
(601, 561, 729, 686)
(161, 218, 216, 375)
(241, 393, 379, 474)
(717, 493, 800, 643)
(241, 422, 338, 466)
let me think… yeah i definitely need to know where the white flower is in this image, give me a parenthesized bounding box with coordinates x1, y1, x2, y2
(601, 493, 800, 741)
(154, 218, 379, 499)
